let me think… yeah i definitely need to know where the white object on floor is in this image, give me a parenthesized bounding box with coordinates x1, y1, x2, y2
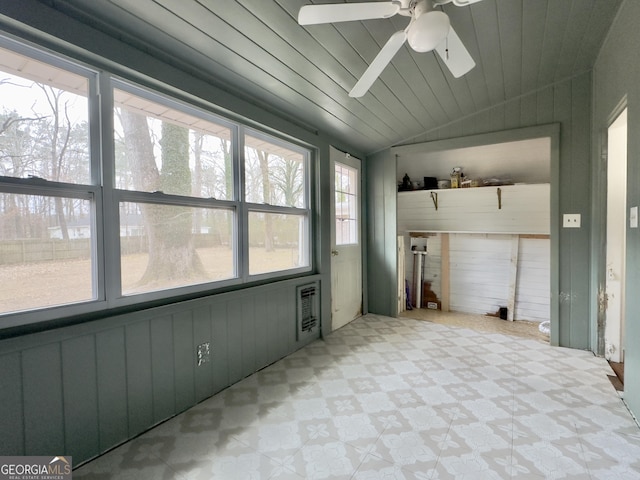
(538, 319, 550, 335)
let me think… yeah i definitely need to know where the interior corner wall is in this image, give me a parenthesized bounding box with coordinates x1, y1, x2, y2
(0, 0, 344, 466)
(396, 72, 593, 350)
(592, 0, 640, 420)
(365, 149, 397, 317)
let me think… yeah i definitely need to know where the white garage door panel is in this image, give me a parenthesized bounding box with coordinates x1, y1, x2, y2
(447, 234, 550, 321)
(515, 237, 550, 322)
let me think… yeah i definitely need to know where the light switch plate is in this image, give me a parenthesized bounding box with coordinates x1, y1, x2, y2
(563, 213, 581, 228)
(631, 206, 638, 229)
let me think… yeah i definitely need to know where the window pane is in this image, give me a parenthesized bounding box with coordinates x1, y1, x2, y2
(336, 219, 358, 247)
(335, 166, 344, 195)
(114, 89, 233, 200)
(0, 47, 90, 183)
(120, 202, 235, 295)
(248, 212, 308, 275)
(335, 162, 358, 245)
(244, 134, 306, 208)
(0, 193, 94, 314)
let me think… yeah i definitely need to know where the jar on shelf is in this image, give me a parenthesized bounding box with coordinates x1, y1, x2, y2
(450, 167, 462, 188)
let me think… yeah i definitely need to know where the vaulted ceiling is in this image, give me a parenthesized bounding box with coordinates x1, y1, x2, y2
(36, 0, 622, 155)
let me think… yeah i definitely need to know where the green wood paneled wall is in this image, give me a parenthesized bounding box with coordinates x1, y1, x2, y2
(365, 149, 398, 317)
(0, 278, 320, 464)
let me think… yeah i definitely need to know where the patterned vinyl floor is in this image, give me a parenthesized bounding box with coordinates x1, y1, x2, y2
(75, 314, 640, 479)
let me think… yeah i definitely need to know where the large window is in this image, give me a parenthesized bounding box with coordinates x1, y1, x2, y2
(0, 44, 97, 318)
(112, 85, 239, 296)
(244, 132, 310, 276)
(0, 40, 313, 327)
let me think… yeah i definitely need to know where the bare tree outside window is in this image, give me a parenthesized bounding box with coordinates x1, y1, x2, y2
(119, 111, 208, 289)
(244, 133, 309, 275)
(114, 89, 235, 294)
(0, 57, 94, 315)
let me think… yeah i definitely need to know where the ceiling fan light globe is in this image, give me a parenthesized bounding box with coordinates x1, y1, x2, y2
(407, 11, 450, 52)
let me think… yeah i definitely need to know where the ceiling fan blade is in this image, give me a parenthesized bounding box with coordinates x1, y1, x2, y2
(433, 0, 484, 5)
(451, 0, 484, 6)
(349, 30, 407, 98)
(298, 2, 400, 26)
(434, 26, 475, 78)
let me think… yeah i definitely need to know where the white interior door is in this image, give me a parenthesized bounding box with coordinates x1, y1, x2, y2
(330, 147, 362, 331)
(605, 108, 627, 363)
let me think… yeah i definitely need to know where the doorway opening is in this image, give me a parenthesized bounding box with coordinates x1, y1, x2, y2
(394, 132, 554, 343)
(605, 107, 627, 383)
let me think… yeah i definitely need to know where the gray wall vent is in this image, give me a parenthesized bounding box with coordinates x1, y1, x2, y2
(297, 283, 319, 341)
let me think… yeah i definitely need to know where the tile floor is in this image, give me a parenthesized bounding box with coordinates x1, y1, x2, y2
(400, 309, 549, 343)
(75, 314, 640, 479)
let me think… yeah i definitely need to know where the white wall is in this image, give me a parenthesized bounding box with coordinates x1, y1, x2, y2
(402, 232, 549, 322)
(515, 237, 551, 322)
(397, 184, 550, 235)
(398, 183, 550, 322)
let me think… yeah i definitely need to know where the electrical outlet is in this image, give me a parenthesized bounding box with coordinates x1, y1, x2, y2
(197, 342, 210, 366)
(563, 213, 581, 228)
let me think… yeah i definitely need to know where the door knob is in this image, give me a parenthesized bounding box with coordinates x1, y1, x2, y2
(331, 250, 339, 256)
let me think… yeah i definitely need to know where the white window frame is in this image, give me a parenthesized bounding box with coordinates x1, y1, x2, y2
(0, 37, 103, 329)
(106, 79, 244, 308)
(241, 127, 312, 282)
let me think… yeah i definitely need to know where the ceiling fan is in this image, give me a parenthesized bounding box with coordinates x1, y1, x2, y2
(298, 0, 482, 97)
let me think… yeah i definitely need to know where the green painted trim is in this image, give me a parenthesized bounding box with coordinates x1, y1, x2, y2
(549, 125, 561, 347)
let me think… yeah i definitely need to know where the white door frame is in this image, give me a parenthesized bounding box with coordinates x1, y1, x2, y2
(604, 107, 627, 362)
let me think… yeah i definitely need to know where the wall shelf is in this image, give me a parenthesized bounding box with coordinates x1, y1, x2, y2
(397, 183, 550, 235)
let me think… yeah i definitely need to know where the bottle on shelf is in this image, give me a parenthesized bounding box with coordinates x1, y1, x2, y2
(450, 167, 462, 188)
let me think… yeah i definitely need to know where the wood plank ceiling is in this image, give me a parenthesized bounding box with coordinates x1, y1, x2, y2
(38, 0, 622, 155)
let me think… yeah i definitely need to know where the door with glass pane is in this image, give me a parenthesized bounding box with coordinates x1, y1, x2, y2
(330, 147, 362, 330)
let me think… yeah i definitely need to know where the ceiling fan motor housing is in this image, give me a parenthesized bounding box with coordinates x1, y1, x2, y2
(408, 1, 451, 52)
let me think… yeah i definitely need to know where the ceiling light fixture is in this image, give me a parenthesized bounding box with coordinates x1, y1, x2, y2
(407, 1, 450, 53)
